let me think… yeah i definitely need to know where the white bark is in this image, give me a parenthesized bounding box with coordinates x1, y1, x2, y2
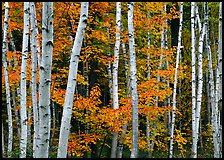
(128, 2, 138, 158)
(169, 2, 183, 158)
(207, 24, 220, 159)
(57, 2, 89, 158)
(191, 2, 198, 158)
(195, 5, 206, 158)
(106, 12, 113, 102)
(30, 2, 39, 157)
(117, 24, 129, 158)
(111, 2, 121, 158)
(36, 2, 53, 158)
(19, 2, 30, 158)
(217, 2, 222, 157)
(207, 2, 222, 158)
(3, 2, 13, 157)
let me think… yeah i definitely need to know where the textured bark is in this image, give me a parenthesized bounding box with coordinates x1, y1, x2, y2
(19, 2, 30, 158)
(2, 2, 13, 157)
(191, 2, 197, 158)
(36, 2, 53, 158)
(57, 2, 89, 158)
(116, 27, 129, 158)
(206, 2, 222, 158)
(128, 2, 138, 158)
(217, 3, 222, 157)
(169, 2, 183, 158)
(106, 12, 113, 103)
(195, 4, 205, 158)
(30, 2, 39, 157)
(111, 2, 121, 158)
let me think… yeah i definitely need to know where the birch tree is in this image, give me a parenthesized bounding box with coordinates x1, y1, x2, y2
(30, 2, 39, 157)
(2, 2, 13, 157)
(36, 2, 53, 158)
(57, 2, 89, 158)
(217, 2, 222, 157)
(191, 2, 206, 158)
(128, 2, 138, 158)
(191, 2, 197, 158)
(206, 2, 222, 158)
(111, 2, 121, 158)
(106, 12, 113, 102)
(19, 2, 30, 158)
(169, 2, 183, 158)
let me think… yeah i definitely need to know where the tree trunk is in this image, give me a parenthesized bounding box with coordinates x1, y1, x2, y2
(30, 2, 39, 157)
(111, 2, 121, 158)
(116, 26, 129, 157)
(106, 12, 113, 103)
(195, 3, 206, 158)
(19, 2, 30, 158)
(217, 2, 222, 157)
(36, 2, 53, 158)
(128, 2, 138, 158)
(169, 2, 183, 158)
(3, 3, 13, 157)
(57, 2, 89, 158)
(191, 2, 198, 158)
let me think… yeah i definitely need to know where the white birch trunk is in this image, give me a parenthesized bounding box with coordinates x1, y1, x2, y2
(169, 2, 183, 158)
(117, 26, 129, 157)
(3, 2, 13, 157)
(195, 5, 206, 158)
(30, 2, 39, 157)
(128, 2, 138, 158)
(19, 2, 30, 158)
(111, 2, 121, 158)
(27, 105, 32, 147)
(106, 13, 113, 102)
(36, 2, 53, 158)
(57, 2, 89, 158)
(191, 2, 198, 157)
(206, 24, 220, 159)
(217, 2, 222, 157)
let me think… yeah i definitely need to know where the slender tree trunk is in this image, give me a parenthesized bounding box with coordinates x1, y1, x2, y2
(217, 2, 222, 157)
(116, 28, 129, 158)
(128, 2, 138, 158)
(206, 22, 220, 159)
(19, 2, 30, 158)
(111, 2, 121, 158)
(191, 2, 198, 158)
(3, 2, 13, 157)
(30, 2, 39, 157)
(195, 4, 206, 158)
(36, 2, 53, 158)
(27, 105, 32, 148)
(169, 2, 183, 158)
(57, 3, 89, 158)
(106, 12, 113, 103)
